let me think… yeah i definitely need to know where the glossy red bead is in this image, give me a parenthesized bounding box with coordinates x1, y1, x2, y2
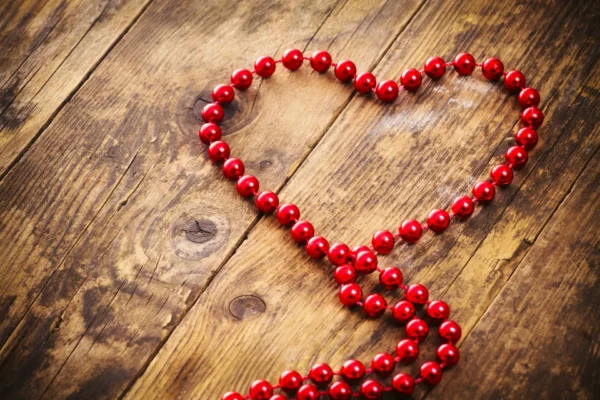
(437, 343, 460, 367)
(334, 264, 356, 285)
(334, 60, 357, 82)
(521, 106, 544, 128)
(199, 123, 222, 144)
(354, 72, 376, 94)
(392, 373, 415, 394)
(490, 164, 513, 186)
(222, 158, 245, 180)
(290, 220, 314, 243)
(424, 56, 447, 79)
(339, 283, 362, 307)
(451, 196, 475, 219)
(400, 68, 422, 91)
(406, 283, 429, 304)
(399, 219, 422, 243)
(207, 141, 230, 162)
(420, 361, 443, 385)
(396, 339, 419, 362)
(222, 392, 244, 400)
(375, 80, 399, 102)
(351, 245, 371, 259)
(439, 320, 462, 343)
(255, 56, 276, 78)
(371, 352, 395, 373)
(360, 380, 384, 400)
(472, 181, 495, 202)
(371, 230, 395, 254)
(306, 236, 329, 259)
(328, 381, 352, 400)
(276, 204, 300, 226)
(392, 300, 415, 323)
(296, 384, 319, 400)
(426, 300, 450, 320)
(249, 380, 273, 400)
(363, 293, 387, 318)
(515, 127, 538, 150)
(327, 243, 351, 266)
(282, 48, 304, 71)
(504, 70, 526, 92)
(236, 175, 259, 197)
(270, 395, 287, 400)
(379, 266, 403, 290)
(308, 363, 334, 384)
(354, 250, 378, 274)
(505, 146, 529, 169)
(453, 53, 476, 75)
(481, 57, 504, 80)
(518, 87, 541, 109)
(202, 103, 224, 123)
(427, 209, 450, 233)
(279, 370, 303, 392)
(255, 191, 279, 213)
(310, 50, 332, 73)
(212, 84, 235, 104)
(231, 68, 253, 89)
(405, 318, 429, 342)
(340, 359, 366, 381)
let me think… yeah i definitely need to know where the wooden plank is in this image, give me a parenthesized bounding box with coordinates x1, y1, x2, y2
(0, 0, 426, 398)
(0, 0, 153, 177)
(125, 0, 600, 398)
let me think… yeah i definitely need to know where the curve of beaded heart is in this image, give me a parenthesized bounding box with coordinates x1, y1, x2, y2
(198, 49, 543, 400)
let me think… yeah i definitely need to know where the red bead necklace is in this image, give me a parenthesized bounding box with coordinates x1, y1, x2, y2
(200, 49, 543, 400)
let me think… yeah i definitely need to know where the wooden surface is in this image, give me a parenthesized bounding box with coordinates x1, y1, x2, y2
(0, 0, 598, 399)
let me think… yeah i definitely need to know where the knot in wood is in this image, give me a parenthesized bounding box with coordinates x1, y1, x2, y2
(229, 295, 266, 320)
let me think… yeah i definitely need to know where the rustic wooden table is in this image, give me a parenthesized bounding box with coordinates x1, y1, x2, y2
(0, 0, 598, 399)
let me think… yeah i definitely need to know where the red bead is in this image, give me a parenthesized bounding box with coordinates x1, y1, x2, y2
(392, 300, 415, 323)
(282, 48, 304, 71)
(212, 84, 235, 104)
(490, 164, 513, 186)
(328, 381, 352, 400)
(371, 352, 395, 373)
(371, 230, 395, 254)
(306, 236, 329, 259)
(276, 204, 300, 226)
(340, 359, 366, 381)
(420, 361, 443, 385)
(207, 141, 230, 162)
(255, 191, 279, 213)
(515, 127, 538, 150)
(437, 343, 460, 367)
(351, 245, 371, 259)
(334, 264, 356, 285)
(379, 266, 403, 290)
(453, 53, 476, 75)
(327, 243, 351, 266)
(202, 103, 224, 123)
(396, 339, 419, 362)
(249, 380, 273, 400)
(339, 283, 362, 306)
(291, 220, 314, 243)
(310, 50, 332, 73)
(334, 60, 357, 82)
(270, 396, 287, 400)
(308, 363, 334, 384)
(279, 370, 303, 392)
(255, 56, 276, 78)
(400, 68, 422, 91)
(399, 219, 422, 243)
(405, 318, 429, 342)
(222, 392, 244, 400)
(354, 250, 378, 274)
(236, 175, 259, 197)
(424, 56, 447, 79)
(505, 146, 529, 169)
(375, 80, 399, 103)
(504, 70, 526, 92)
(426, 209, 450, 233)
(521, 106, 544, 128)
(222, 158, 245, 180)
(363, 293, 387, 318)
(199, 123, 222, 144)
(518, 87, 540, 109)
(472, 181, 495, 202)
(426, 300, 450, 320)
(296, 384, 319, 400)
(406, 283, 429, 304)
(392, 373, 415, 394)
(439, 320, 462, 343)
(481, 58, 504, 80)
(360, 380, 384, 400)
(451, 196, 474, 219)
(354, 72, 376, 94)
(231, 68, 253, 89)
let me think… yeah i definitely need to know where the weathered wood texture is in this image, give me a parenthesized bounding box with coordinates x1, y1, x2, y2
(0, 0, 598, 399)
